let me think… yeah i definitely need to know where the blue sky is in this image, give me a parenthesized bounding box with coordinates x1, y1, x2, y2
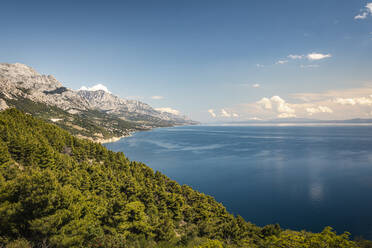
(1, 0, 372, 121)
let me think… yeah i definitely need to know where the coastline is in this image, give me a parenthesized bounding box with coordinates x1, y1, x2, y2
(75, 131, 136, 144)
(98, 132, 135, 144)
(97, 123, 198, 144)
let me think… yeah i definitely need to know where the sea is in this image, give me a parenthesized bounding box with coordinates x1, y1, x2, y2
(105, 125, 372, 239)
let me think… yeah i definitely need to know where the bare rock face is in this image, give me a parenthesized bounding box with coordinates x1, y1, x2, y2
(76, 89, 196, 123)
(0, 99, 8, 110)
(0, 63, 41, 80)
(0, 63, 195, 125)
(77, 90, 168, 119)
(0, 63, 88, 112)
(0, 63, 62, 92)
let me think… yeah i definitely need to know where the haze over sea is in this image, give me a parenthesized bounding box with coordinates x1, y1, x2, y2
(105, 125, 372, 239)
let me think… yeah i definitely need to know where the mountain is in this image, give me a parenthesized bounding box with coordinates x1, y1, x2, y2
(76, 89, 194, 124)
(0, 63, 197, 142)
(0, 109, 364, 248)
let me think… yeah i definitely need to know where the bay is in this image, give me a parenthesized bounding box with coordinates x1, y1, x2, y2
(105, 125, 372, 239)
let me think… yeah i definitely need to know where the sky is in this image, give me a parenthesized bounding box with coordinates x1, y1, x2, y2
(1, 0, 372, 122)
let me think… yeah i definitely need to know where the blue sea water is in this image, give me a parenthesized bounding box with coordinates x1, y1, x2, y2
(105, 125, 372, 239)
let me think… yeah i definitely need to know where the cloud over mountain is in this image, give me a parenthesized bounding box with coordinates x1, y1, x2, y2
(79, 84, 111, 93)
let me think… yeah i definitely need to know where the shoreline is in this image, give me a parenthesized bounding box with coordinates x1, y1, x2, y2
(98, 131, 135, 144)
(97, 123, 198, 144)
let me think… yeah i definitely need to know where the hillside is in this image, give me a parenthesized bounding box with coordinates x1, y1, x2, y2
(0, 109, 368, 248)
(0, 63, 197, 142)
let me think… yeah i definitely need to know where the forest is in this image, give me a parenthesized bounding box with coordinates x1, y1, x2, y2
(0, 108, 371, 248)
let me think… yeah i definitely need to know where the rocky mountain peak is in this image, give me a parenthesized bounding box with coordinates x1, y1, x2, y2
(0, 63, 39, 78)
(1, 63, 197, 126)
(0, 63, 63, 90)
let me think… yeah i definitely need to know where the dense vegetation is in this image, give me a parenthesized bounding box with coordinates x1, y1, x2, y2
(0, 109, 371, 247)
(1, 94, 179, 142)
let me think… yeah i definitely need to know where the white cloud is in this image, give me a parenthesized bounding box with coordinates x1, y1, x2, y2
(208, 108, 238, 118)
(252, 83, 260, 88)
(355, 12, 368, 19)
(288, 54, 304, 59)
(257, 97, 272, 109)
(334, 98, 357, 105)
(208, 109, 216, 118)
(278, 53, 331, 65)
(220, 109, 238, 118)
(79, 84, 110, 93)
(249, 117, 262, 121)
(257, 96, 296, 118)
(221, 109, 231, 117)
(292, 87, 372, 102)
(306, 106, 333, 115)
(256, 64, 264, 68)
(355, 2, 372, 20)
(334, 96, 372, 106)
(155, 107, 180, 115)
(232, 87, 372, 121)
(151, 95, 164, 100)
(292, 89, 372, 119)
(271, 96, 296, 114)
(276, 60, 288, 64)
(277, 113, 296, 118)
(307, 53, 332, 60)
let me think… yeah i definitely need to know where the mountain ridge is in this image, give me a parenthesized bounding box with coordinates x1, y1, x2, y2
(0, 63, 197, 142)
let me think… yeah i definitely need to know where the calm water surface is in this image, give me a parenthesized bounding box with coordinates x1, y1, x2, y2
(105, 125, 372, 239)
